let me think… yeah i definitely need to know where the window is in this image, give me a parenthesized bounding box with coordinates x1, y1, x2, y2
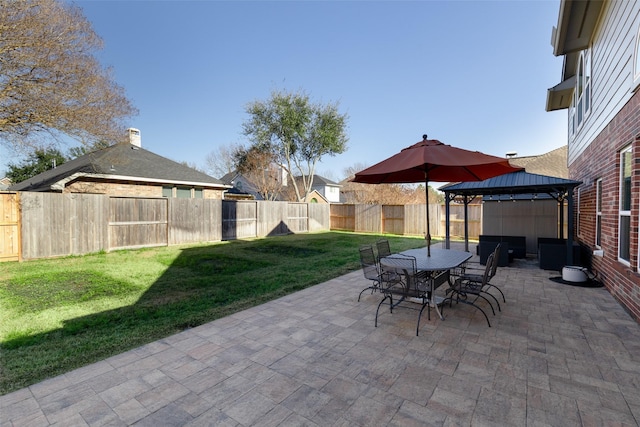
(596, 179, 602, 248)
(569, 50, 592, 138)
(163, 186, 201, 198)
(619, 146, 632, 263)
(176, 187, 192, 198)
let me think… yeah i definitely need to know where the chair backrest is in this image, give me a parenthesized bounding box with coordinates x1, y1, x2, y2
(379, 254, 420, 293)
(359, 245, 379, 281)
(489, 243, 501, 278)
(482, 252, 495, 285)
(376, 239, 392, 259)
(379, 254, 417, 280)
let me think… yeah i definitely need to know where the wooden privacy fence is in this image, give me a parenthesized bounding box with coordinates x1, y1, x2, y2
(221, 201, 327, 240)
(0, 192, 20, 261)
(3, 192, 481, 262)
(9, 192, 331, 261)
(330, 203, 482, 239)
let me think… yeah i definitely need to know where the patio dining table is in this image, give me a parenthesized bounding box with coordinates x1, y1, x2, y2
(380, 247, 472, 321)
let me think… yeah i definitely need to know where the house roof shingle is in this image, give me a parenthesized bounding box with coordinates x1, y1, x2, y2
(9, 143, 228, 192)
(508, 145, 568, 178)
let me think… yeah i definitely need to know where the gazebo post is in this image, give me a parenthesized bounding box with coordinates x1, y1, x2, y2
(558, 193, 565, 240)
(445, 193, 451, 249)
(463, 195, 470, 253)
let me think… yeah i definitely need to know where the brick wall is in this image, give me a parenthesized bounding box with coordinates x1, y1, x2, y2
(63, 178, 223, 199)
(571, 91, 640, 322)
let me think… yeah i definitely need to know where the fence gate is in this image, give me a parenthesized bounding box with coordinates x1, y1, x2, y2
(0, 192, 20, 262)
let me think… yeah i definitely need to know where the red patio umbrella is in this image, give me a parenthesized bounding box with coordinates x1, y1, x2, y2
(352, 135, 522, 255)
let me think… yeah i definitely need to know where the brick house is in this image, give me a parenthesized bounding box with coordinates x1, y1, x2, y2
(9, 129, 230, 198)
(546, 0, 640, 321)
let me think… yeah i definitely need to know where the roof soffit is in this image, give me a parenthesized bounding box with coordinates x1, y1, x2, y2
(546, 74, 577, 111)
(552, 0, 605, 56)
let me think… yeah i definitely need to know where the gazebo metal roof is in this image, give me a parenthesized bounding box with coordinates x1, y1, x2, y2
(439, 170, 582, 197)
(439, 170, 582, 266)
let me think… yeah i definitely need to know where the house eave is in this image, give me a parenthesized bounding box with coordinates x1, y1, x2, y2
(546, 75, 577, 111)
(552, 0, 605, 56)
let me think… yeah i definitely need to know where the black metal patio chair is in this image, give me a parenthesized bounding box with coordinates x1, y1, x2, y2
(375, 253, 433, 336)
(358, 245, 382, 301)
(376, 238, 392, 260)
(455, 243, 506, 307)
(442, 251, 498, 327)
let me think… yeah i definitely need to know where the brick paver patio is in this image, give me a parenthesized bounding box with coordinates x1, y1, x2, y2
(2, 246, 640, 426)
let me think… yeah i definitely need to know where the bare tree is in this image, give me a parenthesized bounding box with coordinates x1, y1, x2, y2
(341, 163, 442, 205)
(205, 143, 240, 179)
(0, 0, 137, 150)
(234, 145, 284, 201)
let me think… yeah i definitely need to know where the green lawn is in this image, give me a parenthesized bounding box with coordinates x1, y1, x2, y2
(0, 231, 429, 395)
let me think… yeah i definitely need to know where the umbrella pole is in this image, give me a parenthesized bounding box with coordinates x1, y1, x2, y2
(425, 175, 431, 257)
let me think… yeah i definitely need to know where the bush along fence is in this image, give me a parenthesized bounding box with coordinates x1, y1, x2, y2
(0, 191, 479, 262)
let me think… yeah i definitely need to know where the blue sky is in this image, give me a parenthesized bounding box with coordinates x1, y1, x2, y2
(2, 0, 567, 181)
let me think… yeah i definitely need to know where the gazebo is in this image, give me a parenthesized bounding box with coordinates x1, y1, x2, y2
(440, 170, 582, 265)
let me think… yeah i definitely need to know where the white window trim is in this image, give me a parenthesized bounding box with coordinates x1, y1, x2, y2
(633, 23, 640, 91)
(569, 50, 592, 139)
(619, 146, 632, 266)
(596, 179, 602, 248)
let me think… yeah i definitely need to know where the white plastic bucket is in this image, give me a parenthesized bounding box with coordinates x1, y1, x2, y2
(562, 266, 588, 283)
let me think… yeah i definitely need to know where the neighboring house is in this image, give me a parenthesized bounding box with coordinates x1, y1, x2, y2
(476, 145, 568, 202)
(0, 177, 11, 190)
(221, 170, 340, 203)
(546, 0, 640, 321)
(220, 172, 264, 200)
(508, 145, 568, 178)
(9, 129, 230, 199)
(222, 185, 255, 201)
(303, 189, 328, 204)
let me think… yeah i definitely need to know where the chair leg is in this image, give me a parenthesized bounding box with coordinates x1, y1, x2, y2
(481, 290, 501, 312)
(375, 295, 391, 328)
(487, 284, 506, 303)
(471, 302, 492, 327)
(416, 299, 430, 336)
(445, 292, 492, 327)
(358, 280, 380, 301)
(358, 286, 372, 301)
(475, 294, 496, 316)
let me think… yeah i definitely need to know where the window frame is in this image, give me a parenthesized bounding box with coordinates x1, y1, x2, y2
(162, 185, 202, 199)
(569, 49, 592, 139)
(633, 23, 640, 91)
(596, 178, 602, 248)
(619, 145, 632, 265)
